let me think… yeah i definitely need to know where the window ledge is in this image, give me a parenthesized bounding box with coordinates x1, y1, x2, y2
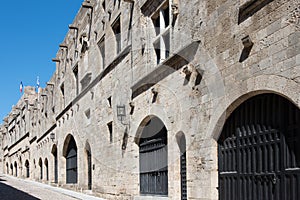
(238, 0, 274, 24)
(131, 40, 200, 99)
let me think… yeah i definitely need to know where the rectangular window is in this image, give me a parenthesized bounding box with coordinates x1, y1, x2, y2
(152, 1, 170, 64)
(112, 17, 121, 54)
(97, 36, 105, 68)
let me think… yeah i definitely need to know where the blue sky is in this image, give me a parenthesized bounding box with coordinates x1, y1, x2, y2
(0, 0, 83, 121)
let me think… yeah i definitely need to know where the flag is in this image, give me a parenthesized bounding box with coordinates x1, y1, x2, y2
(36, 76, 40, 92)
(20, 81, 23, 93)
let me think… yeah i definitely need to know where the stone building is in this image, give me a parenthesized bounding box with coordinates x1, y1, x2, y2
(1, 0, 300, 199)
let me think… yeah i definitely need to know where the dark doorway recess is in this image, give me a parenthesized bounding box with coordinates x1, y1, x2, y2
(139, 116, 168, 195)
(65, 136, 78, 184)
(218, 93, 300, 200)
(52, 145, 58, 183)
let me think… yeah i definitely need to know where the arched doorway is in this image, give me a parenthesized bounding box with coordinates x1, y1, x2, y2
(25, 160, 30, 178)
(85, 142, 92, 190)
(39, 158, 43, 180)
(218, 93, 300, 200)
(176, 132, 187, 200)
(51, 145, 58, 183)
(6, 163, 9, 174)
(45, 158, 49, 181)
(63, 135, 78, 184)
(10, 164, 13, 175)
(14, 161, 17, 177)
(137, 116, 168, 195)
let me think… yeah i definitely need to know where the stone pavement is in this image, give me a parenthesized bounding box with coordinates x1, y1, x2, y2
(0, 174, 106, 200)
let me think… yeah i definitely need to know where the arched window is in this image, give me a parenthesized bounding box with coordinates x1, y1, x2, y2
(25, 160, 30, 178)
(64, 135, 78, 184)
(39, 158, 43, 180)
(138, 116, 168, 195)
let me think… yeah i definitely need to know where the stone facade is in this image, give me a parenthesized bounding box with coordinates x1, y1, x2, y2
(1, 0, 300, 199)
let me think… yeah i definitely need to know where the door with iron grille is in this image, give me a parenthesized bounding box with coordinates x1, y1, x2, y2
(139, 116, 168, 196)
(218, 94, 300, 200)
(66, 137, 78, 184)
(177, 133, 187, 200)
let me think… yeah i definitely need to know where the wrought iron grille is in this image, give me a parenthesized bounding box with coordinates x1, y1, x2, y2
(66, 138, 78, 184)
(139, 117, 168, 195)
(180, 152, 187, 200)
(218, 94, 300, 200)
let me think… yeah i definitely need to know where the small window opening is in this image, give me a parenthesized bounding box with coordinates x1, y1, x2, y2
(73, 66, 79, 96)
(85, 109, 91, 119)
(97, 37, 105, 68)
(102, 0, 106, 11)
(112, 17, 121, 54)
(60, 83, 65, 97)
(107, 122, 113, 143)
(107, 96, 112, 107)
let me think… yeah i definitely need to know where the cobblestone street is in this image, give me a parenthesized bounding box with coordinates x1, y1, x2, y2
(0, 175, 104, 200)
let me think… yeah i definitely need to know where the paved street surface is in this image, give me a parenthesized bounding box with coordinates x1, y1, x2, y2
(0, 174, 105, 200)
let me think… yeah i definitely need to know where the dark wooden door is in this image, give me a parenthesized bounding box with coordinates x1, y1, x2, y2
(66, 138, 77, 184)
(218, 94, 300, 200)
(88, 151, 92, 190)
(54, 155, 58, 183)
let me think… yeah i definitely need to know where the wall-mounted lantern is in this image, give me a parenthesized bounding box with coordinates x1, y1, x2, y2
(50, 132, 55, 141)
(117, 105, 126, 122)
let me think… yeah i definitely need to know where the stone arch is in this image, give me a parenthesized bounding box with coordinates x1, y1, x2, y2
(134, 115, 169, 145)
(136, 115, 168, 195)
(211, 88, 300, 141)
(176, 131, 186, 154)
(51, 144, 57, 154)
(25, 160, 30, 178)
(217, 93, 300, 199)
(63, 134, 78, 184)
(62, 134, 77, 157)
(206, 74, 300, 141)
